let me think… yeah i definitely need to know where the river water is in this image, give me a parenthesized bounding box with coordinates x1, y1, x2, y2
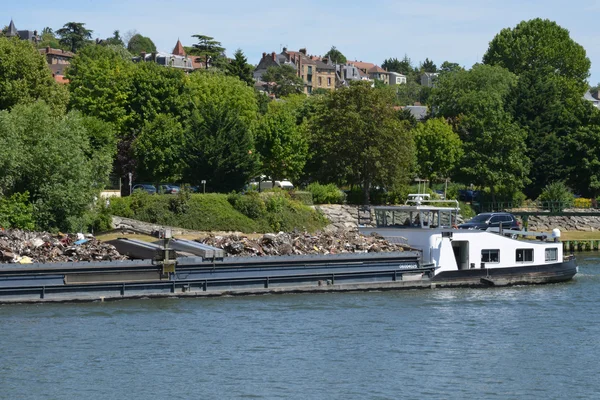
(1, 254, 599, 400)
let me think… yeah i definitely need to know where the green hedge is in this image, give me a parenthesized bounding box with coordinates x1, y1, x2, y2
(108, 191, 328, 233)
(306, 183, 345, 204)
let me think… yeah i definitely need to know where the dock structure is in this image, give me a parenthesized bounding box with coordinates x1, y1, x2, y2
(563, 240, 600, 252)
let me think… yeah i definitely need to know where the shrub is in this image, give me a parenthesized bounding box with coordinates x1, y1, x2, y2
(459, 201, 476, 221)
(169, 190, 191, 215)
(537, 182, 574, 212)
(227, 191, 267, 219)
(0, 192, 35, 230)
(106, 192, 328, 234)
(66, 205, 113, 234)
(265, 192, 327, 232)
(345, 186, 404, 205)
(573, 198, 592, 209)
(106, 196, 134, 218)
(290, 190, 313, 205)
(306, 183, 345, 204)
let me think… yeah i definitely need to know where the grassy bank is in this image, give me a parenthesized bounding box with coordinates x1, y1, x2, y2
(106, 191, 328, 234)
(560, 231, 600, 240)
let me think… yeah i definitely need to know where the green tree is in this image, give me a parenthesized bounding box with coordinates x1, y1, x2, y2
(190, 34, 225, 69)
(133, 114, 184, 183)
(182, 72, 259, 191)
(310, 81, 415, 204)
(36, 29, 66, 51)
(564, 124, 600, 198)
(0, 37, 68, 112)
(56, 22, 93, 53)
(430, 64, 530, 199)
(126, 33, 156, 54)
(262, 65, 304, 98)
(323, 46, 347, 64)
(483, 18, 590, 90)
(226, 49, 254, 86)
(395, 80, 422, 106)
(67, 45, 133, 131)
(484, 18, 592, 196)
(126, 63, 190, 130)
(0, 101, 115, 231)
(255, 101, 309, 183)
(382, 55, 415, 76)
(439, 61, 464, 74)
(420, 58, 437, 73)
(183, 106, 259, 192)
(102, 30, 125, 47)
(413, 118, 463, 182)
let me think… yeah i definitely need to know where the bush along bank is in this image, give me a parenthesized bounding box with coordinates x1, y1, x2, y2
(107, 190, 328, 234)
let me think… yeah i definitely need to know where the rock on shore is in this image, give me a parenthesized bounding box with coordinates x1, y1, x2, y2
(0, 228, 410, 263)
(199, 230, 410, 257)
(0, 229, 127, 264)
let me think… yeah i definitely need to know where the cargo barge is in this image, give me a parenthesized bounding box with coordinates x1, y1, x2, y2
(0, 195, 578, 303)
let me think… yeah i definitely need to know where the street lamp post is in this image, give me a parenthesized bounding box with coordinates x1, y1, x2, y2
(201, 180, 206, 194)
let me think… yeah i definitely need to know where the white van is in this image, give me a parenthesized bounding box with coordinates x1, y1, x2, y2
(249, 176, 294, 190)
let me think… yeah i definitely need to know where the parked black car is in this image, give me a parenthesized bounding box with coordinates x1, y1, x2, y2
(131, 184, 157, 195)
(158, 184, 180, 194)
(458, 212, 520, 230)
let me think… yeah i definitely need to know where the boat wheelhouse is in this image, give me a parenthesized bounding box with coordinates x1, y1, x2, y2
(359, 194, 578, 286)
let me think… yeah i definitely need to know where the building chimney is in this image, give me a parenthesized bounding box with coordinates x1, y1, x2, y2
(262, 52, 266, 58)
(299, 48, 307, 55)
(282, 47, 287, 52)
(272, 52, 276, 61)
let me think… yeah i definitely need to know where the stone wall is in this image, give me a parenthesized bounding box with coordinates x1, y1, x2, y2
(314, 205, 363, 232)
(526, 213, 600, 232)
(316, 205, 600, 233)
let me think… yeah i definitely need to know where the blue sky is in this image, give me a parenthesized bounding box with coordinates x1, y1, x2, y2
(5, 0, 600, 84)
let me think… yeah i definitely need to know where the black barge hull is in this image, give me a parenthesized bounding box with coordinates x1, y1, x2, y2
(0, 253, 577, 303)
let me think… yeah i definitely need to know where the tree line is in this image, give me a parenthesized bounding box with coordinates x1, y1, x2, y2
(0, 18, 599, 232)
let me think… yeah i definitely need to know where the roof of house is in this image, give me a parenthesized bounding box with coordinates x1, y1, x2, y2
(315, 59, 335, 70)
(172, 39, 185, 56)
(39, 47, 74, 58)
(387, 71, 406, 77)
(133, 52, 194, 71)
(367, 65, 386, 74)
(584, 91, 600, 103)
(255, 52, 282, 72)
(7, 19, 18, 37)
(348, 60, 376, 71)
(404, 105, 428, 120)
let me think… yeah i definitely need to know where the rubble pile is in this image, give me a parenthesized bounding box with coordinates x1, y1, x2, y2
(0, 229, 127, 264)
(200, 230, 410, 257)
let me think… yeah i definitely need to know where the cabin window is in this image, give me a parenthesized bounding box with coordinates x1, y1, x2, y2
(516, 248, 534, 263)
(545, 248, 558, 261)
(481, 249, 499, 263)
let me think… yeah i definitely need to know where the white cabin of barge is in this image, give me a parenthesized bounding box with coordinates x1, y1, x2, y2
(360, 194, 567, 275)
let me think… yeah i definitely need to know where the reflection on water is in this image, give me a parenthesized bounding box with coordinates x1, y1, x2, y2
(1, 253, 599, 399)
